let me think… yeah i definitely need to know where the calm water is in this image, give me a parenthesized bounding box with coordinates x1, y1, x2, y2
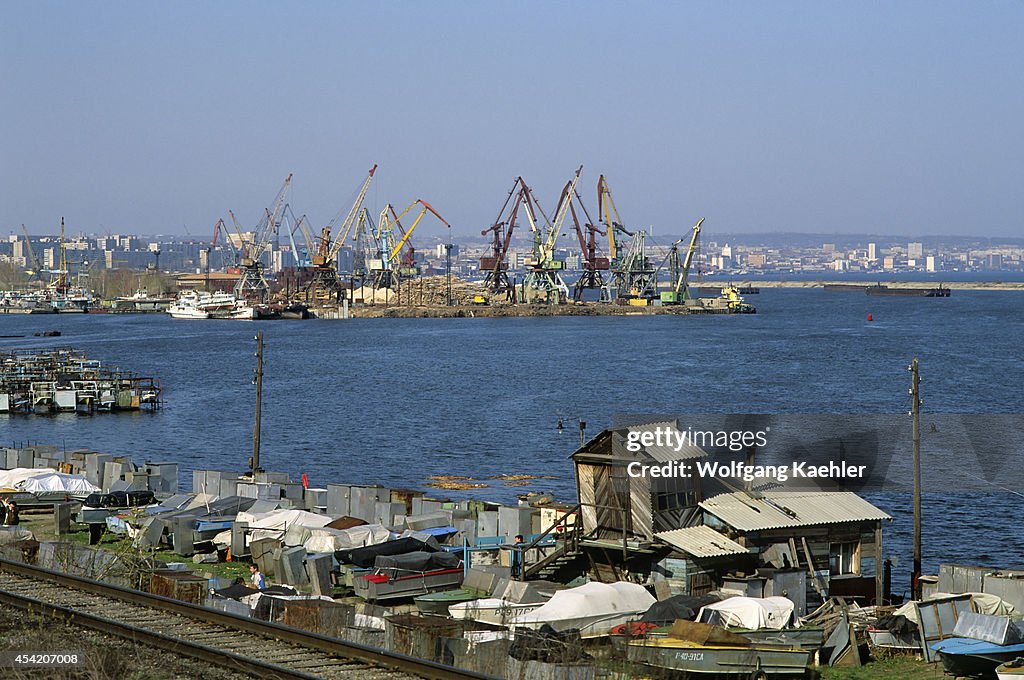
(2, 288, 1023, 594)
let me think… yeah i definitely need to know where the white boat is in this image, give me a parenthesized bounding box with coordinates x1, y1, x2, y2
(509, 581, 656, 638)
(448, 598, 544, 625)
(167, 291, 254, 320)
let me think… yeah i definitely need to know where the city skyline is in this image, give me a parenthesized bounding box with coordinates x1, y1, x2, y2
(2, 3, 1022, 238)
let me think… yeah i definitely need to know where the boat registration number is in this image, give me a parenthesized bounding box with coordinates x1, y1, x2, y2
(673, 652, 705, 661)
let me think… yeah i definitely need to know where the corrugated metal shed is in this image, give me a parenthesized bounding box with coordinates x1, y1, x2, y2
(655, 525, 749, 558)
(699, 491, 891, 531)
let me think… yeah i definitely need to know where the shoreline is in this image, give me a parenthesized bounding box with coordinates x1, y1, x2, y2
(702, 279, 1024, 291)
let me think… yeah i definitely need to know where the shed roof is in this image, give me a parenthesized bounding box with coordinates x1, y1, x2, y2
(655, 525, 750, 558)
(699, 491, 890, 531)
(572, 421, 707, 463)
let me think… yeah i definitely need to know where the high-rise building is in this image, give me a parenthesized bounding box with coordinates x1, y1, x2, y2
(908, 242, 924, 259)
(926, 256, 937, 272)
(867, 243, 877, 261)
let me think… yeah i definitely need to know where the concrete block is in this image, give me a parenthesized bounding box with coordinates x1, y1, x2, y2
(420, 499, 444, 515)
(219, 477, 241, 497)
(280, 483, 303, 503)
(122, 471, 152, 491)
(280, 546, 308, 586)
(461, 519, 478, 543)
(349, 487, 381, 522)
(305, 554, 333, 596)
(84, 453, 110, 487)
(236, 482, 258, 499)
(326, 484, 351, 517)
(411, 496, 424, 515)
(137, 517, 166, 548)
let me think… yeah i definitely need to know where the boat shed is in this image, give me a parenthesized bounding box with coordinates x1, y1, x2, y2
(699, 490, 891, 605)
(572, 422, 707, 543)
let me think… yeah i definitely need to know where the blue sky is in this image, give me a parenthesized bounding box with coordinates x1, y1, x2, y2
(2, 2, 1021, 238)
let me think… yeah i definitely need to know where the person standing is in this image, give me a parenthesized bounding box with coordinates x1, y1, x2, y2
(3, 500, 18, 526)
(249, 564, 266, 590)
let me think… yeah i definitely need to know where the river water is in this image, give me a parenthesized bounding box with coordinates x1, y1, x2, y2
(2, 288, 1022, 595)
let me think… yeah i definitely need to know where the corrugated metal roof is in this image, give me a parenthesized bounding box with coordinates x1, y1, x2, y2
(699, 491, 891, 531)
(655, 525, 750, 558)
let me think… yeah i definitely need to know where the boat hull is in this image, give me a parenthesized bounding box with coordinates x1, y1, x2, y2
(628, 638, 812, 677)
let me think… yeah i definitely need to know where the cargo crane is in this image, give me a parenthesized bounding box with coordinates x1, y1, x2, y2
(371, 200, 450, 289)
(302, 165, 377, 304)
(598, 176, 658, 302)
(567, 188, 609, 301)
(232, 174, 293, 303)
(480, 177, 534, 294)
(520, 166, 582, 304)
(350, 208, 376, 286)
(661, 217, 704, 304)
(597, 175, 632, 266)
(20, 225, 46, 283)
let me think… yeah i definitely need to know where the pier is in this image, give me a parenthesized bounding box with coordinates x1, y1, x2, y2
(0, 348, 162, 414)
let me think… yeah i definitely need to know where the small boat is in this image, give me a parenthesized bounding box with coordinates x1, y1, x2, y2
(997, 657, 1024, 679)
(932, 637, 1024, 677)
(510, 581, 656, 638)
(628, 637, 812, 678)
(352, 551, 463, 602)
(865, 283, 950, 297)
(448, 597, 544, 625)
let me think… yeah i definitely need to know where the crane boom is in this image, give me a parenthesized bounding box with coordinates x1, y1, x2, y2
(329, 164, 377, 259)
(249, 174, 293, 263)
(389, 199, 450, 261)
(597, 174, 627, 260)
(541, 166, 582, 262)
(20, 225, 44, 281)
(673, 217, 705, 296)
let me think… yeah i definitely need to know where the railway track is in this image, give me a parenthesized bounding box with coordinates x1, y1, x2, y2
(0, 558, 496, 680)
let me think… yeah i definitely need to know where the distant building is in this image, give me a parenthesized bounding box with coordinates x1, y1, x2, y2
(908, 242, 924, 259)
(822, 243, 835, 253)
(867, 243, 877, 261)
(883, 256, 895, 271)
(746, 253, 767, 268)
(926, 256, 938, 272)
(986, 253, 1003, 270)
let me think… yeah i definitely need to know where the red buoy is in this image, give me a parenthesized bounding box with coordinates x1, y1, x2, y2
(867, 313, 873, 321)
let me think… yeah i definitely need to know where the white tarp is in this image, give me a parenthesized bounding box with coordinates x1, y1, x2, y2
(303, 524, 391, 553)
(511, 581, 656, 637)
(1, 467, 60, 489)
(213, 508, 333, 547)
(894, 592, 1018, 624)
(0, 526, 35, 545)
(16, 472, 99, 499)
(697, 596, 797, 630)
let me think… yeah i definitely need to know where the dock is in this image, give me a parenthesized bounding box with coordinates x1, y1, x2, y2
(0, 348, 162, 414)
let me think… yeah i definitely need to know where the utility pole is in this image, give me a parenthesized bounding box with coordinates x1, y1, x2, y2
(910, 357, 922, 599)
(251, 331, 264, 476)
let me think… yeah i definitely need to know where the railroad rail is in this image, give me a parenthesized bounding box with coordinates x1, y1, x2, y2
(0, 558, 496, 680)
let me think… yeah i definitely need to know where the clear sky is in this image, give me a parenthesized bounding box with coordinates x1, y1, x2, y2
(2, 2, 1022, 239)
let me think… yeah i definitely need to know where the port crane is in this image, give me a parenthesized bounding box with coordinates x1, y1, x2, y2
(20, 225, 46, 283)
(520, 166, 581, 304)
(231, 174, 293, 303)
(661, 217, 704, 303)
(370, 199, 450, 289)
(567, 188, 609, 301)
(302, 164, 377, 304)
(480, 177, 542, 295)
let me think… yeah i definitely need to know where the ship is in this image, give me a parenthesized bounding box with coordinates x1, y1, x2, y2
(167, 291, 255, 320)
(865, 283, 950, 297)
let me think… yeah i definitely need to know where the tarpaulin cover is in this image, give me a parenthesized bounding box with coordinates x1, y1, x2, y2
(641, 593, 725, 625)
(511, 581, 656, 635)
(697, 596, 796, 630)
(17, 472, 99, 499)
(373, 551, 461, 578)
(214, 508, 333, 547)
(0, 468, 58, 488)
(336, 536, 439, 567)
(304, 524, 391, 553)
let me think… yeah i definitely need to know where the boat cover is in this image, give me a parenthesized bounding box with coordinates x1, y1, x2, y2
(0, 526, 36, 545)
(1, 468, 58, 489)
(303, 524, 391, 553)
(697, 596, 796, 630)
(511, 582, 656, 633)
(374, 550, 461, 578)
(642, 593, 725, 625)
(15, 471, 99, 500)
(337, 536, 440, 567)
